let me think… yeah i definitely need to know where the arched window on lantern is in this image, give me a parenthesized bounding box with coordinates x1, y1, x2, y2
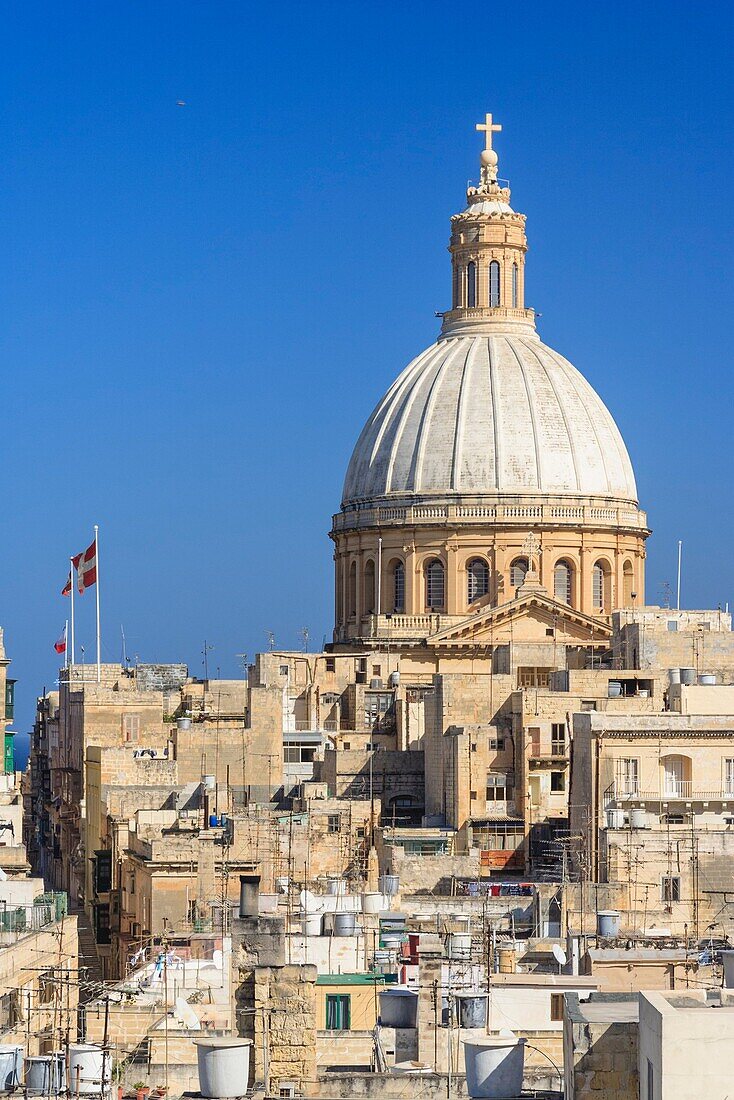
(554, 560, 573, 604)
(467, 558, 489, 604)
(489, 261, 501, 307)
(392, 560, 405, 613)
(623, 560, 634, 605)
(425, 559, 445, 610)
(467, 261, 477, 308)
(512, 263, 518, 308)
(510, 557, 529, 589)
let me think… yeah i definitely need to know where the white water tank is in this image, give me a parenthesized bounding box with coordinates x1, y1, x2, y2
(447, 931, 472, 960)
(300, 911, 322, 936)
(362, 891, 384, 914)
(668, 668, 681, 685)
(194, 1038, 253, 1099)
(606, 809, 625, 829)
(630, 808, 648, 830)
(67, 1045, 111, 1095)
(0, 1046, 22, 1090)
(463, 1036, 526, 1098)
(680, 667, 697, 685)
(333, 911, 356, 936)
(699, 674, 716, 686)
(25, 1053, 65, 1095)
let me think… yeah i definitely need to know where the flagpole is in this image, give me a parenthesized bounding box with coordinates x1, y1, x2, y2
(94, 524, 101, 683)
(70, 562, 76, 668)
(65, 620, 69, 669)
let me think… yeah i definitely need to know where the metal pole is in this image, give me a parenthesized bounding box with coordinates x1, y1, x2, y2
(70, 563, 76, 667)
(676, 540, 682, 610)
(376, 536, 382, 616)
(94, 525, 101, 682)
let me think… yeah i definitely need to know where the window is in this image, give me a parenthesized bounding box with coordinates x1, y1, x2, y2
(363, 559, 375, 614)
(592, 563, 605, 609)
(581, 700, 597, 711)
(467, 261, 477, 307)
(489, 260, 501, 307)
(473, 822, 524, 851)
(550, 772, 565, 793)
(327, 814, 341, 834)
(510, 558, 528, 589)
(325, 993, 351, 1030)
(489, 738, 505, 751)
(372, 665, 381, 677)
(486, 773, 514, 802)
(280, 664, 289, 676)
(325, 657, 335, 673)
(284, 744, 317, 764)
(467, 558, 489, 603)
(425, 559, 445, 610)
(725, 759, 734, 796)
(392, 561, 405, 613)
(518, 668, 551, 688)
(553, 560, 572, 604)
(95, 904, 111, 946)
(39, 969, 56, 1006)
(550, 993, 564, 1022)
(348, 562, 357, 617)
(122, 714, 140, 743)
(0, 991, 20, 1030)
(661, 875, 681, 904)
(511, 263, 518, 308)
(551, 723, 566, 754)
(616, 758, 639, 796)
(623, 561, 634, 605)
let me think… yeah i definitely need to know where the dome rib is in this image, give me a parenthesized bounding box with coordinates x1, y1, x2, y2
(506, 336, 546, 492)
(519, 337, 582, 493)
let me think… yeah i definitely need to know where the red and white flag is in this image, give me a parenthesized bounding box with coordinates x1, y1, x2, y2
(54, 624, 67, 655)
(61, 538, 97, 596)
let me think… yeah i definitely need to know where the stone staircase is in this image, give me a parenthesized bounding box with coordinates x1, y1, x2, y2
(73, 908, 104, 1000)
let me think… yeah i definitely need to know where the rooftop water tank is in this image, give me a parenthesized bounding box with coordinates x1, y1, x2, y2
(607, 680, 622, 698)
(25, 1053, 65, 1095)
(680, 667, 697, 685)
(67, 1045, 110, 1096)
(379, 874, 400, 896)
(362, 891, 384, 915)
(333, 911, 356, 937)
(300, 911, 322, 936)
(389, 671, 400, 688)
(463, 1036, 526, 1098)
(447, 931, 472, 961)
(455, 991, 489, 1029)
(668, 668, 681, 685)
(379, 988, 419, 1028)
(597, 910, 621, 938)
(0, 1046, 22, 1091)
(194, 1037, 253, 1099)
(176, 716, 192, 730)
(630, 808, 648, 830)
(606, 809, 626, 830)
(699, 674, 716, 685)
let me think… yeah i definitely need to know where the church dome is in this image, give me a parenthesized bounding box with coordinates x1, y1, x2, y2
(342, 331, 638, 508)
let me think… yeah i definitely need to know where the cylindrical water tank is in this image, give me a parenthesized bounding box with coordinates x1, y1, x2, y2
(606, 809, 625, 829)
(325, 876, 342, 896)
(202, 774, 216, 790)
(597, 910, 621, 938)
(0, 1046, 22, 1090)
(607, 680, 622, 698)
(381, 931, 404, 949)
(68, 1045, 111, 1096)
(239, 874, 260, 918)
(699, 674, 716, 686)
(362, 891, 383, 915)
(390, 1061, 431, 1075)
(630, 808, 647, 829)
(300, 912, 322, 936)
(721, 951, 734, 988)
(176, 716, 192, 730)
(378, 874, 400, 896)
(388, 671, 400, 688)
(455, 992, 489, 1029)
(25, 1053, 65, 1095)
(463, 1036, 526, 1098)
(194, 1038, 253, 1099)
(668, 668, 681, 685)
(680, 667, 697, 685)
(447, 931, 472, 960)
(498, 946, 515, 974)
(378, 988, 419, 1028)
(333, 911, 356, 936)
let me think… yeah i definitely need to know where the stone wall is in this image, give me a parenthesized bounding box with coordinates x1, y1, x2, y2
(563, 992, 638, 1099)
(250, 964, 318, 1094)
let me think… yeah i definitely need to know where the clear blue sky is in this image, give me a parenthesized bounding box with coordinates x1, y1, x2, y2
(2, 1, 732, 744)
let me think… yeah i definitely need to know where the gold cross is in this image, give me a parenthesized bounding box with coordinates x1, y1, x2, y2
(476, 112, 502, 153)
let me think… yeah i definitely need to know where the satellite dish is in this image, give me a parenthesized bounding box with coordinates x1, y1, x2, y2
(552, 944, 567, 968)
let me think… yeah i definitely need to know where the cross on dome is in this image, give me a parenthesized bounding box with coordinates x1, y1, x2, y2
(476, 112, 502, 153)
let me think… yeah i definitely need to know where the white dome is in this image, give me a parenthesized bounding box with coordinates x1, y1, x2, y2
(342, 332, 638, 507)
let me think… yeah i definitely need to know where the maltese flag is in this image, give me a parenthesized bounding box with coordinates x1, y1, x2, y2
(54, 624, 67, 655)
(61, 538, 97, 596)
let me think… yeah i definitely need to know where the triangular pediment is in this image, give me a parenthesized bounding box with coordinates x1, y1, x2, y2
(426, 591, 611, 647)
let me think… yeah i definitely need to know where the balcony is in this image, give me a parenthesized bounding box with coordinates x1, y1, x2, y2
(606, 781, 734, 804)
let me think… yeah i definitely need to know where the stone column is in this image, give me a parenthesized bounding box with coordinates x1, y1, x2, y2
(404, 543, 418, 615)
(417, 938, 444, 1069)
(446, 542, 459, 614)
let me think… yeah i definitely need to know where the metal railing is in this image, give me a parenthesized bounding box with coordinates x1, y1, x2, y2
(606, 781, 734, 802)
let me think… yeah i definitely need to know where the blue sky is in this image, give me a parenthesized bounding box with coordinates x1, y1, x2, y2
(1, 0, 732, 743)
